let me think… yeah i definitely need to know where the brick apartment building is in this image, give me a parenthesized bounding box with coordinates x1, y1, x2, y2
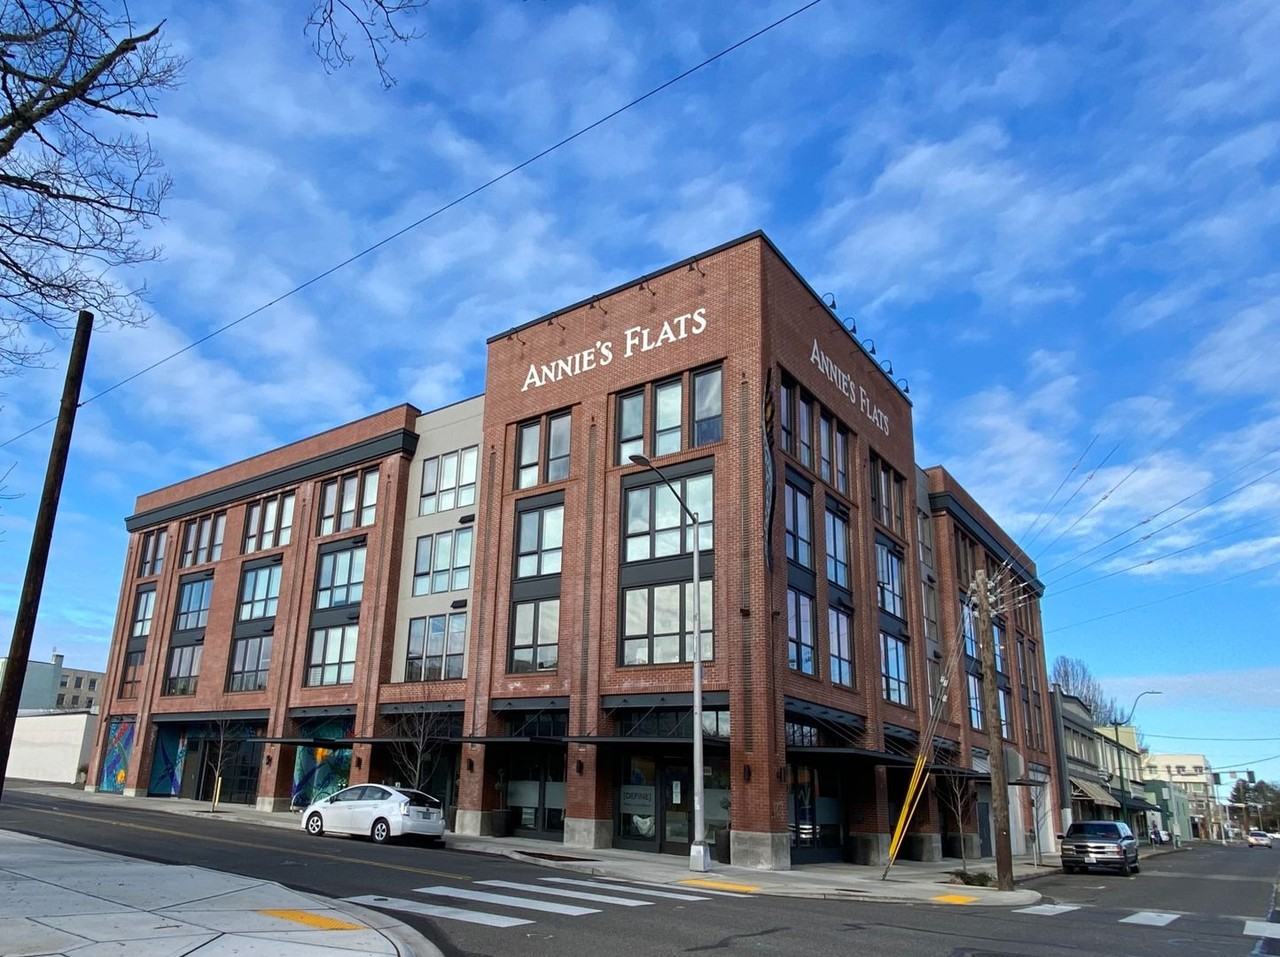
(88, 231, 1056, 869)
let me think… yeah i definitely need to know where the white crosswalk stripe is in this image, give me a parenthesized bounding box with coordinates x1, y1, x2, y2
(478, 879, 655, 906)
(1243, 920, 1280, 940)
(1119, 911, 1180, 927)
(592, 876, 754, 898)
(343, 894, 534, 928)
(541, 878, 711, 901)
(414, 885, 601, 915)
(1013, 904, 1082, 916)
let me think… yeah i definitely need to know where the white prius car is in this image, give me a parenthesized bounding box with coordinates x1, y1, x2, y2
(299, 785, 445, 844)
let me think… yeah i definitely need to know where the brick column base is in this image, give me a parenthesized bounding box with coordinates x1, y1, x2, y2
(730, 830, 791, 869)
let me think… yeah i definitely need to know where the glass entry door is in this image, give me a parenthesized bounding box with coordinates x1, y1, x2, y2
(507, 748, 566, 839)
(617, 754, 722, 856)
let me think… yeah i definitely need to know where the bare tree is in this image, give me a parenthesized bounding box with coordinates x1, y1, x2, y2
(201, 718, 249, 811)
(938, 773, 976, 872)
(0, 0, 182, 371)
(305, 0, 428, 87)
(384, 707, 451, 794)
(1050, 655, 1118, 724)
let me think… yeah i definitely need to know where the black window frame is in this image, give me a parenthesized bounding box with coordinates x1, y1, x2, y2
(174, 576, 213, 632)
(619, 578, 713, 667)
(869, 452, 906, 536)
(516, 502, 564, 579)
(824, 508, 849, 588)
(238, 562, 283, 622)
(421, 445, 479, 515)
(227, 634, 272, 692)
(315, 541, 367, 610)
(784, 481, 813, 569)
(968, 673, 984, 729)
(652, 377, 683, 456)
(516, 411, 571, 489)
(317, 467, 379, 536)
(691, 364, 723, 447)
(163, 644, 202, 697)
(119, 650, 144, 699)
(817, 412, 833, 482)
(306, 623, 358, 687)
(881, 631, 911, 707)
(131, 586, 156, 640)
(243, 490, 296, 554)
(786, 587, 816, 675)
(828, 604, 853, 688)
(509, 597, 560, 674)
(412, 527, 474, 595)
(616, 389, 645, 465)
(405, 611, 467, 681)
(875, 540, 905, 619)
(623, 471, 713, 563)
(179, 512, 225, 568)
(138, 527, 167, 577)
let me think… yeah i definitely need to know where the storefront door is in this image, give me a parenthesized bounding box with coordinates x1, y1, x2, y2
(787, 762, 843, 863)
(616, 753, 729, 856)
(507, 748, 566, 839)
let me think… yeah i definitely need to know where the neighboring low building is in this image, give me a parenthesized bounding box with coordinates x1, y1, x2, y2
(1, 653, 71, 710)
(1145, 777, 1191, 842)
(1145, 753, 1221, 839)
(1095, 724, 1157, 839)
(1050, 688, 1119, 828)
(55, 661, 106, 711)
(6, 710, 97, 784)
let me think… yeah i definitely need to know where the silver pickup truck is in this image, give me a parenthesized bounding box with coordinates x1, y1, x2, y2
(1058, 820, 1140, 875)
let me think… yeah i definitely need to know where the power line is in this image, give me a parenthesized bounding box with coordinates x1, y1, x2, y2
(1212, 753, 1280, 771)
(0, 0, 828, 452)
(1044, 555, 1280, 633)
(1018, 432, 1098, 544)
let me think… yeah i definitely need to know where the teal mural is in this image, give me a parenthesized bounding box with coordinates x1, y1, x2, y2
(291, 718, 352, 808)
(98, 717, 135, 793)
(148, 725, 187, 796)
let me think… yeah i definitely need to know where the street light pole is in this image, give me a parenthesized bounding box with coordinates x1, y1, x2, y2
(1111, 690, 1161, 833)
(631, 454, 709, 872)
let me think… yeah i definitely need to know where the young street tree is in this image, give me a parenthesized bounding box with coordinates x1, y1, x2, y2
(384, 707, 452, 793)
(0, 0, 426, 374)
(201, 718, 249, 812)
(937, 773, 976, 873)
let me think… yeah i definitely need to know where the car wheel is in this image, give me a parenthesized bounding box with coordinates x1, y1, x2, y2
(1118, 860, 1132, 876)
(1132, 862, 1140, 874)
(306, 813, 324, 837)
(370, 818, 392, 844)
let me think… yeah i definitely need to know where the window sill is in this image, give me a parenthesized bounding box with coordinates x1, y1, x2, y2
(617, 660, 714, 670)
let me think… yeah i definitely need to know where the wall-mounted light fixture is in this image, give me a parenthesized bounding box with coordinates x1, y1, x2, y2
(589, 298, 608, 315)
(880, 358, 895, 375)
(467, 758, 475, 773)
(687, 260, 706, 277)
(895, 377, 910, 395)
(265, 753, 273, 767)
(576, 759, 584, 775)
(354, 755, 363, 770)
(861, 338, 877, 356)
(843, 316, 858, 335)
(821, 292, 838, 310)
(743, 764, 752, 783)
(638, 280, 657, 297)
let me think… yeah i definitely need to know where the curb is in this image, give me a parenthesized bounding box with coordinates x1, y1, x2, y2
(333, 897, 444, 957)
(459, 842, 1041, 907)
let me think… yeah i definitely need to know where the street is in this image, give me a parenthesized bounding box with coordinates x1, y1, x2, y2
(1, 788, 1276, 957)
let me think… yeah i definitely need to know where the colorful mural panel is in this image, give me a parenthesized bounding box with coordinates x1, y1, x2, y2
(147, 725, 187, 796)
(98, 717, 135, 793)
(291, 718, 352, 808)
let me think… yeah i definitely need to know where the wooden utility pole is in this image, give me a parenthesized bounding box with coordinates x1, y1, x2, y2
(974, 568, 1014, 891)
(0, 311, 94, 802)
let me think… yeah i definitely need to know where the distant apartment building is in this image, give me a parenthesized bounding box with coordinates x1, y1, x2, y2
(1145, 753, 1220, 839)
(0, 653, 105, 712)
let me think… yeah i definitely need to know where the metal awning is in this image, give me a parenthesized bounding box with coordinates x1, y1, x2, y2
(1070, 775, 1121, 808)
(563, 735, 730, 746)
(787, 746, 915, 766)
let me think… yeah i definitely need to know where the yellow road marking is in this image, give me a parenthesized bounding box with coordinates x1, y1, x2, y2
(932, 893, 978, 904)
(679, 878, 760, 893)
(259, 909, 362, 931)
(8, 804, 470, 882)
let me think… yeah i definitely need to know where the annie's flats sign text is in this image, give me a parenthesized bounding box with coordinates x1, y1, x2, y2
(521, 308, 709, 392)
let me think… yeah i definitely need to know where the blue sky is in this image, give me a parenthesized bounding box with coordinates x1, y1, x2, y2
(2, 0, 1277, 785)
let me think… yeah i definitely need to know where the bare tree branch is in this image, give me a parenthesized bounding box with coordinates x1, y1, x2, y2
(383, 707, 451, 793)
(1050, 655, 1119, 724)
(305, 0, 427, 88)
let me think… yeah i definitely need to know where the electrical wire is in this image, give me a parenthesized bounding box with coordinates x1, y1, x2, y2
(0, 0, 828, 452)
(1144, 733, 1280, 742)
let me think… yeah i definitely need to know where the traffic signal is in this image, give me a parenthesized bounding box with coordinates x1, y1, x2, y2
(1248, 770, 1256, 783)
(1213, 772, 1222, 785)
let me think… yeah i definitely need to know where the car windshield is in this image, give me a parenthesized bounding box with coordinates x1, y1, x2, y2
(1067, 822, 1120, 838)
(399, 790, 441, 808)
(1250, 831, 1268, 838)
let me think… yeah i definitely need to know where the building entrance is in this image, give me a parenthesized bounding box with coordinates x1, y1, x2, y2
(506, 747, 565, 839)
(615, 753, 729, 855)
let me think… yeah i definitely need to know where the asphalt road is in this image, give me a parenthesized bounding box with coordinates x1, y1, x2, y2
(1, 788, 1276, 957)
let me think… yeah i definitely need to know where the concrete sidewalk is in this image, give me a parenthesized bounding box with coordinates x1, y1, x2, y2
(0, 829, 439, 956)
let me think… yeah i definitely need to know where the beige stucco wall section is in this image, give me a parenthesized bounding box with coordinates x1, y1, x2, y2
(389, 395, 486, 682)
(10, 711, 96, 783)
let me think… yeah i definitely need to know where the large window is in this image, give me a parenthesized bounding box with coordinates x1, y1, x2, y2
(131, 588, 156, 639)
(624, 473, 712, 561)
(654, 379, 682, 455)
(780, 378, 795, 453)
(881, 632, 910, 706)
(955, 529, 978, 592)
(784, 483, 812, 567)
(922, 581, 939, 642)
(824, 510, 849, 588)
(510, 598, 560, 673)
(829, 606, 853, 687)
(786, 588, 815, 675)
(517, 412, 571, 488)
(175, 578, 212, 631)
(138, 528, 167, 577)
(917, 510, 935, 569)
(875, 542, 905, 618)
(239, 564, 282, 621)
(869, 453, 906, 535)
(243, 491, 295, 553)
(621, 580, 713, 665)
(422, 445, 479, 514)
(517, 505, 563, 578)
(692, 366, 723, 446)
(316, 544, 366, 608)
(968, 674, 985, 730)
(999, 687, 1013, 739)
(993, 620, 1007, 674)
(307, 624, 358, 686)
(228, 635, 272, 692)
(412, 529, 473, 595)
(835, 427, 849, 494)
(163, 645, 201, 696)
(797, 397, 813, 467)
(818, 413, 833, 482)
(119, 650, 144, 699)
(318, 468, 379, 535)
(406, 613, 466, 681)
(179, 513, 225, 567)
(961, 599, 977, 657)
(617, 365, 723, 465)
